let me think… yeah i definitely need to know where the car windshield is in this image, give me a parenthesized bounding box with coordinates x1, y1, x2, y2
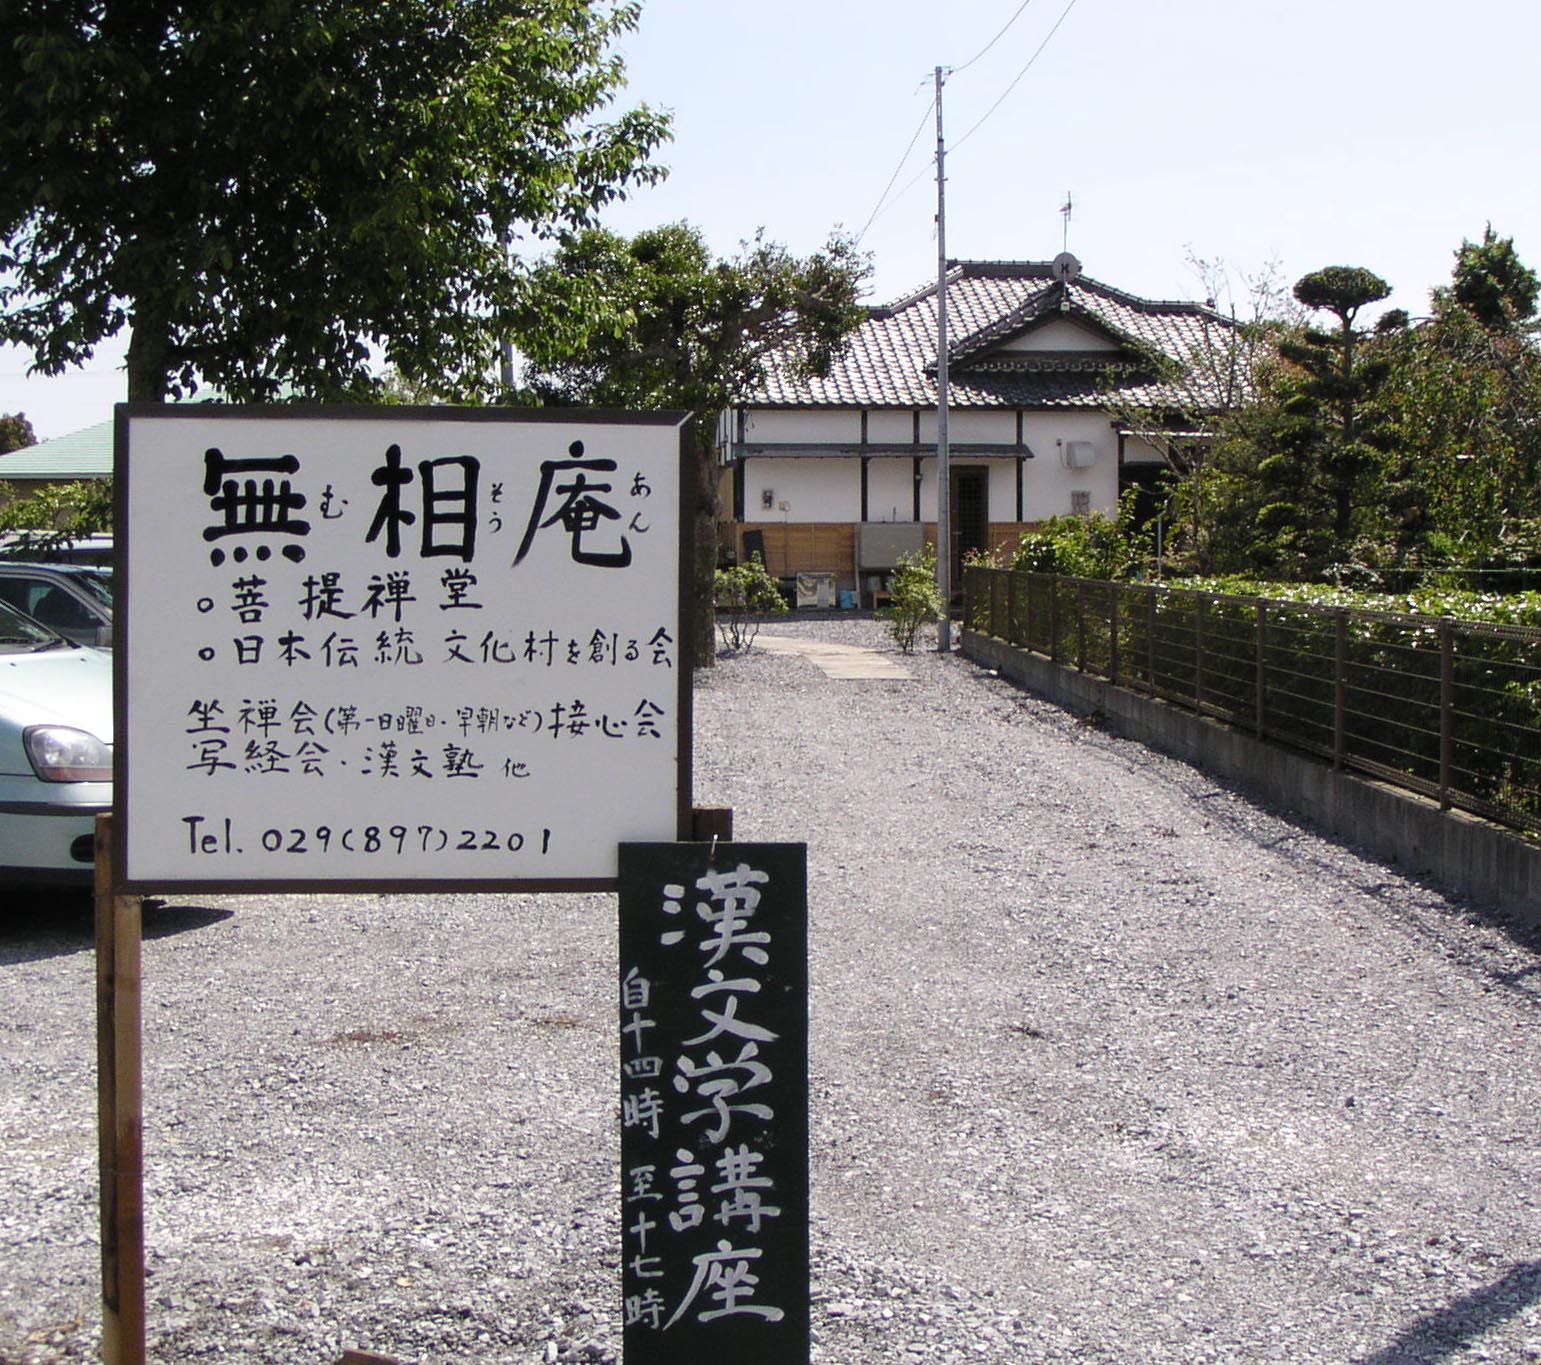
(73, 568, 114, 608)
(0, 597, 70, 651)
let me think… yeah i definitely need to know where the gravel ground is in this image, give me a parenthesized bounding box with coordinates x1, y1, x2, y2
(4, 616, 1541, 1365)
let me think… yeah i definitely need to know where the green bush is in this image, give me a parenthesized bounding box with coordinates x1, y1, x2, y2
(1009, 490, 1143, 580)
(713, 553, 786, 651)
(884, 543, 943, 653)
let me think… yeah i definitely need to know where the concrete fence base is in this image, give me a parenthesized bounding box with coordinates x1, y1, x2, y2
(963, 629, 1541, 925)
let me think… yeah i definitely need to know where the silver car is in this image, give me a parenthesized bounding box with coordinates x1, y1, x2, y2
(0, 599, 112, 886)
(0, 561, 114, 648)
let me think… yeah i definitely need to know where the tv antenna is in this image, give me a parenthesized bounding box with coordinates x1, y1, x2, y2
(1060, 191, 1074, 252)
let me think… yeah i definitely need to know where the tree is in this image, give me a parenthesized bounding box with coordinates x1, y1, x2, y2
(0, 414, 36, 456)
(1, 1, 669, 402)
(1098, 252, 1298, 575)
(512, 223, 869, 665)
(1242, 266, 1396, 575)
(1381, 229, 1541, 573)
(1445, 225, 1539, 331)
(0, 478, 114, 547)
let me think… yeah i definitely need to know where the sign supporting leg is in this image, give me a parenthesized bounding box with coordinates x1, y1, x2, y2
(95, 813, 145, 1365)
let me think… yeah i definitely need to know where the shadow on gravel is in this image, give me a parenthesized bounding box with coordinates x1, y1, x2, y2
(1358, 1259, 1541, 1364)
(0, 894, 233, 965)
(1008, 681, 1541, 1001)
(0, 890, 94, 962)
(141, 900, 235, 940)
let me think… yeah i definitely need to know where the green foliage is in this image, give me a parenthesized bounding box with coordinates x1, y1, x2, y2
(1184, 232, 1541, 588)
(1183, 576, 1541, 628)
(1, 1, 670, 401)
(512, 222, 869, 666)
(0, 413, 35, 455)
(884, 543, 943, 653)
(713, 553, 786, 652)
(513, 223, 869, 416)
(1009, 490, 1144, 580)
(0, 477, 113, 547)
(1291, 266, 1390, 322)
(1446, 225, 1539, 330)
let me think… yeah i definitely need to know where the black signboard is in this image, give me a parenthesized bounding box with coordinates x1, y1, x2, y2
(617, 842, 809, 1365)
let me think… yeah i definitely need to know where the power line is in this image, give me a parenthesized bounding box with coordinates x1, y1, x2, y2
(954, 0, 1082, 153)
(854, 96, 935, 246)
(852, 0, 1081, 247)
(951, 0, 1039, 76)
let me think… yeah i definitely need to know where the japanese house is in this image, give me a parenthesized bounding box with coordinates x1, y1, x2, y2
(718, 255, 1237, 604)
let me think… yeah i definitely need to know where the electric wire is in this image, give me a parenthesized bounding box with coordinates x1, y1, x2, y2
(852, 0, 1081, 246)
(953, 0, 1081, 152)
(853, 96, 935, 246)
(950, 0, 1039, 76)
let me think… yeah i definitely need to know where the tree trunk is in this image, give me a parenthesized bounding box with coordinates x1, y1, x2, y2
(125, 306, 171, 402)
(691, 427, 718, 669)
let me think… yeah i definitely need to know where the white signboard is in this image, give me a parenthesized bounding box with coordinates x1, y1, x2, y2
(116, 405, 691, 891)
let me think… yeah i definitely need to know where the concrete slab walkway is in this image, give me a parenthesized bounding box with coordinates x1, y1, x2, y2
(752, 631, 914, 679)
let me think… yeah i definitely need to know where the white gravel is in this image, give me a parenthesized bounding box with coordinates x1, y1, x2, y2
(4, 616, 1541, 1364)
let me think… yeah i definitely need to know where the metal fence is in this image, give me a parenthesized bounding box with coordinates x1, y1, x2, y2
(963, 567, 1541, 839)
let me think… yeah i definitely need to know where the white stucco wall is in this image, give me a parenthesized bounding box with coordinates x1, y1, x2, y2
(866, 457, 916, 522)
(732, 404, 1122, 524)
(1020, 410, 1119, 517)
(998, 317, 1116, 353)
(866, 411, 914, 443)
(742, 456, 862, 522)
(948, 410, 1018, 442)
(742, 410, 860, 443)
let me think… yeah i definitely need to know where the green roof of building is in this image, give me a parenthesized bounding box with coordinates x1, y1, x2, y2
(0, 420, 113, 479)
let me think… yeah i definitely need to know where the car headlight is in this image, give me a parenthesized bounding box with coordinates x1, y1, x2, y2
(24, 725, 113, 782)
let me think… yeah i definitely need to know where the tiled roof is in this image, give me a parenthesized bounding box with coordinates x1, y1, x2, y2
(750, 260, 1238, 413)
(0, 420, 113, 478)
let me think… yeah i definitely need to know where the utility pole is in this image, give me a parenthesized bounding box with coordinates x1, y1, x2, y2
(934, 65, 953, 652)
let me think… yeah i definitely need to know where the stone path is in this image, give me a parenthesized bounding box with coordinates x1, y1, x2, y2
(752, 631, 914, 680)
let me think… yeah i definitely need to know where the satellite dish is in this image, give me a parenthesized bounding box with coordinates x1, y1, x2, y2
(1052, 251, 1082, 284)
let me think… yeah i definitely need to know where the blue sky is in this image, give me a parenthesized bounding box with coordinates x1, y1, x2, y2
(5, 0, 1537, 440)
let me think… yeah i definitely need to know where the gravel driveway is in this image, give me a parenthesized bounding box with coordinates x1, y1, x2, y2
(4, 617, 1540, 1364)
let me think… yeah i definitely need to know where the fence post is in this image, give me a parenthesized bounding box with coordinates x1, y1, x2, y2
(1006, 571, 1018, 645)
(1024, 573, 1035, 651)
(1194, 595, 1206, 711)
(1255, 601, 1267, 739)
(1076, 581, 1087, 672)
(1147, 587, 1157, 697)
(1109, 588, 1121, 685)
(1334, 608, 1347, 770)
(1439, 617, 1454, 809)
(1048, 576, 1059, 663)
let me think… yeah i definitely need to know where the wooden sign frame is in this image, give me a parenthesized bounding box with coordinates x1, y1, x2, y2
(113, 404, 694, 894)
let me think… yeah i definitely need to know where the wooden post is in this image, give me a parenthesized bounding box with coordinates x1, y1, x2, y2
(95, 813, 145, 1365)
(691, 806, 734, 842)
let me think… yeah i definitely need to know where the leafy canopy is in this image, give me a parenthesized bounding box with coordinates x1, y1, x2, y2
(513, 223, 869, 419)
(512, 222, 869, 667)
(1, 0, 669, 400)
(1446, 225, 1539, 332)
(0, 414, 36, 456)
